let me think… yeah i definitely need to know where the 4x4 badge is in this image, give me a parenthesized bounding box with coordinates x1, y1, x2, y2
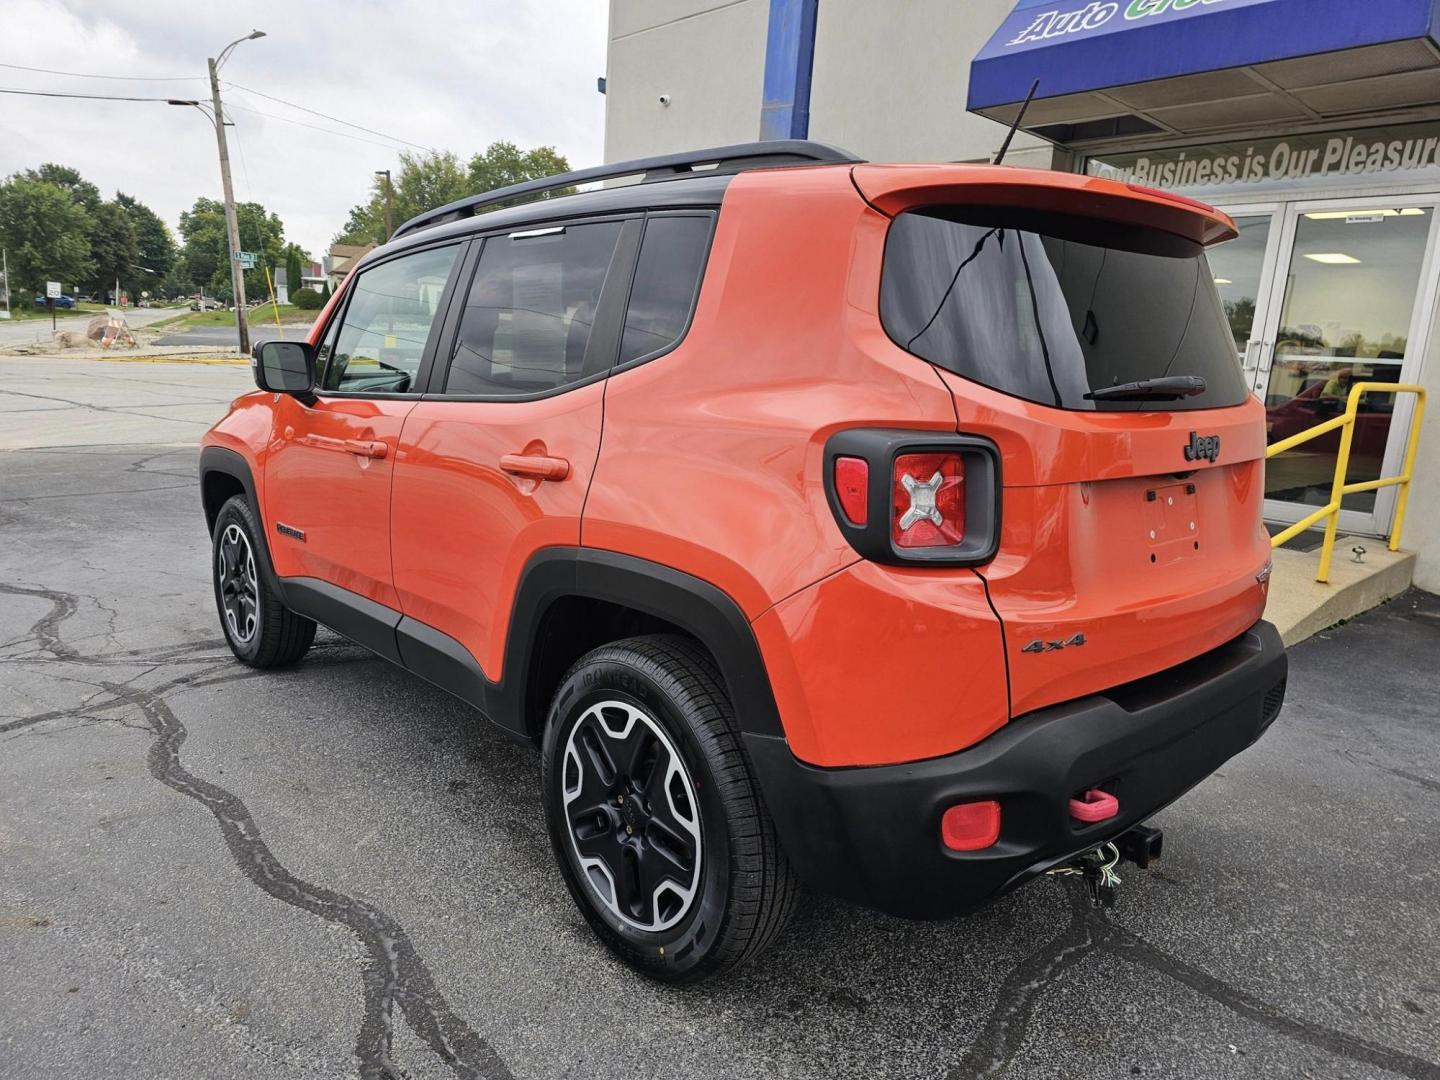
(1022, 633, 1086, 654)
(1184, 432, 1221, 463)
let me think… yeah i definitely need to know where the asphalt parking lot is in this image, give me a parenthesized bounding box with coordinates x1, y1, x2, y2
(2, 356, 1438, 1080)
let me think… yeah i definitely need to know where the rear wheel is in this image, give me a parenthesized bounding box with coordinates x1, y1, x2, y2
(541, 635, 797, 983)
(211, 495, 315, 668)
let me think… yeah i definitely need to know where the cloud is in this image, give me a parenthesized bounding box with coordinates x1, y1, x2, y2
(0, 0, 609, 260)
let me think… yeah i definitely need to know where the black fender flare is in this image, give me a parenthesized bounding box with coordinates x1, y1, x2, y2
(488, 548, 785, 740)
(199, 445, 281, 588)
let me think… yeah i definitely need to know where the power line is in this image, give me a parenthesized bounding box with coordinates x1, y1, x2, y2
(0, 82, 412, 152)
(0, 86, 193, 103)
(223, 100, 419, 152)
(223, 80, 433, 152)
(0, 61, 200, 82)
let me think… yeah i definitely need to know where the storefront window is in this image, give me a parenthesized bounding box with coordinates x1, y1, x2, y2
(1264, 208, 1431, 512)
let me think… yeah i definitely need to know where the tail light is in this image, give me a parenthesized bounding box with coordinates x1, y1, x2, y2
(825, 430, 1000, 567)
(893, 453, 965, 548)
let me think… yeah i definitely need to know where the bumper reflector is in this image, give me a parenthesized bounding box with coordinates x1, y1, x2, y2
(1069, 789, 1120, 824)
(941, 800, 1002, 851)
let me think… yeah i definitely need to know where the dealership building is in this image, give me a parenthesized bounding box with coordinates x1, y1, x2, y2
(603, 0, 1440, 591)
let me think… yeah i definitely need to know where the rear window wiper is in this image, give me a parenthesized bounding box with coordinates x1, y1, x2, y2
(1084, 376, 1207, 402)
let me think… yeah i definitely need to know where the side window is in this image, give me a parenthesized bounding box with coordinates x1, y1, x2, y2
(320, 244, 461, 395)
(443, 221, 623, 397)
(617, 215, 711, 365)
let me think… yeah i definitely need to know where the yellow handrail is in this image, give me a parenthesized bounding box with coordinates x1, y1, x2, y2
(1265, 382, 1427, 583)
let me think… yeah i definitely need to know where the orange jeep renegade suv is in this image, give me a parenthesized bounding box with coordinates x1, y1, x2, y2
(200, 141, 1287, 982)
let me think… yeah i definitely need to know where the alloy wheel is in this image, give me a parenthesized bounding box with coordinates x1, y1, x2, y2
(217, 523, 259, 644)
(561, 700, 702, 932)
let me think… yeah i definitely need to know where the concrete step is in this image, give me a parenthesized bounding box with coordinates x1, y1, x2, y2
(1266, 535, 1416, 646)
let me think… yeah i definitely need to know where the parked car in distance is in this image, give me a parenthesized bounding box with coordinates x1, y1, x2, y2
(34, 294, 75, 309)
(200, 141, 1288, 983)
(190, 296, 224, 311)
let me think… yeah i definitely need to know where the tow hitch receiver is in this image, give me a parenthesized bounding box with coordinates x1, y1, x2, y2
(1117, 823, 1164, 869)
(1048, 824, 1165, 908)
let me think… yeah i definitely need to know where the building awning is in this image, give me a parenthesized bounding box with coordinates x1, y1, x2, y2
(970, 0, 1440, 146)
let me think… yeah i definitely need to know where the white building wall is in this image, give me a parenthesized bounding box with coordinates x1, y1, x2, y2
(603, 0, 1056, 169)
(807, 0, 1053, 168)
(604, 0, 771, 164)
(1401, 289, 1440, 591)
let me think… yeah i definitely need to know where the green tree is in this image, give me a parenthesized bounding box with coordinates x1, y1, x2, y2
(0, 175, 94, 294)
(335, 198, 383, 248)
(89, 201, 139, 302)
(281, 242, 306, 299)
(23, 163, 101, 215)
(334, 143, 569, 245)
(466, 141, 572, 210)
(178, 197, 286, 300)
(336, 150, 469, 245)
(115, 192, 175, 285)
(178, 197, 226, 293)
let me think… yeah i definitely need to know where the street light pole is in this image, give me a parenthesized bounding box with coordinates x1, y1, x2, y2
(376, 170, 394, 242)
(205, 30, 265, 355)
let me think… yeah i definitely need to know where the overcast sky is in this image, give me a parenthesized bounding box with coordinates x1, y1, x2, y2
(0, 0, 610, 261)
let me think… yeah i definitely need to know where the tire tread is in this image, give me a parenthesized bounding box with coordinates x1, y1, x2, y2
(545, 633, 798, 981)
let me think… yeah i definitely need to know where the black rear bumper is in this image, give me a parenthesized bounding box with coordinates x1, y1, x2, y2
(745, 620, 1287, 919)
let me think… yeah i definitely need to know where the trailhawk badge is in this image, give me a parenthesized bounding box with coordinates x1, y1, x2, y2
(1184, 432, 1221, 463)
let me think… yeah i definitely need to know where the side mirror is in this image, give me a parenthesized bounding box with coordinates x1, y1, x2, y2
(253, 340, 316, 395)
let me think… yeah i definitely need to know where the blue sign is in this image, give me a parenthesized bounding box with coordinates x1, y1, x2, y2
(970, 0, 1440, 111)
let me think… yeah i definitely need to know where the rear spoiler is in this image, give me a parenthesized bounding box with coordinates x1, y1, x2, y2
(850, 164, 1237, 248)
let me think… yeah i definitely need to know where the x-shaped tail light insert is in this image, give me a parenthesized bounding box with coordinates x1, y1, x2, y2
(898, 471, 946, 531)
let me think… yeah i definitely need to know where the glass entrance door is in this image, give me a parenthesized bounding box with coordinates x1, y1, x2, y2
(1207, 207, 1283, 377)
(1250, 198, 1439, 536)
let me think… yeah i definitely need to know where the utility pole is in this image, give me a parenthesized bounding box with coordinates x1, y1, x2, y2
(208, 55, 249, 353)
(186, 30, 265, 354)
(376, 170, 394, 242)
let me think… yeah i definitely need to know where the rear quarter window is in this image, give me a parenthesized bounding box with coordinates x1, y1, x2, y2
(617, 214, 712, 365)
(880, 208, 1251, 412)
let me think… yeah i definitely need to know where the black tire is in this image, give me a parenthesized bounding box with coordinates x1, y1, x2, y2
(541, 634, 798, 983)
(211, 494, 315, 668)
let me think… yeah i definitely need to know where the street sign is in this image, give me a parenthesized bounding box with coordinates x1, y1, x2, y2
(235, 251, 257, 269)
(46, 281, 62, 298)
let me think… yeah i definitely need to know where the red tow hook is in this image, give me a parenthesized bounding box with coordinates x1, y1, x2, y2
(1069, 789, 1120, 824)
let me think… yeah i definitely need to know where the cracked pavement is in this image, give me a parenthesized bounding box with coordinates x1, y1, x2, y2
(1, 356, 1438, 1079)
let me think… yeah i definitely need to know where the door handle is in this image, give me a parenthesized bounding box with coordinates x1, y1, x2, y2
(500, 453, 570, 481)
(347, 439, 388, 459)
(299, 433, 389, 459)
(1242, 339, 1260, 373)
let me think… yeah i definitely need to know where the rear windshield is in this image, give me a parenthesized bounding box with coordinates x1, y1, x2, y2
(880, 208, 1250, 412)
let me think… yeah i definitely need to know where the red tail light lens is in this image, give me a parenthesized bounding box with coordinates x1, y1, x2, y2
(824, 431, 998, 567)
(942, 800, 1001, 851)
(893, 453, 965, 548)
(833, 456, 869, 526)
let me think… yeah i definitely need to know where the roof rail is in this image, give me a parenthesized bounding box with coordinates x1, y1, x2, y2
(391, 140, 863, 238)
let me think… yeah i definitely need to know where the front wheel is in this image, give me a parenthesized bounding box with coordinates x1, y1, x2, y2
(541, 635, 797, 983)
(211, 495, 315, 668)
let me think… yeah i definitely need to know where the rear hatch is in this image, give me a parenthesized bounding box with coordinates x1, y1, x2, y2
(858, 165, 1273, 717)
